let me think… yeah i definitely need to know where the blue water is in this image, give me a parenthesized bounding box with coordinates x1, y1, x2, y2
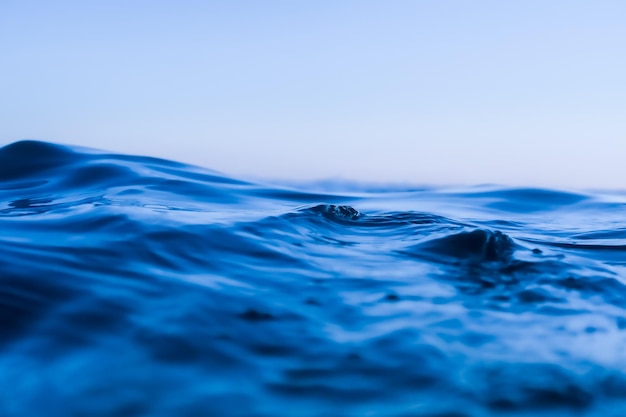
(2, 140, 626, 417)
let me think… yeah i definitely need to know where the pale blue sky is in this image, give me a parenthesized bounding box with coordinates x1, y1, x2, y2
(1, 1, 625, 188)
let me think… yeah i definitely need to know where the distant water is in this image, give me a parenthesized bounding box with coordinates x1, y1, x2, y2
(2, 140, 626, 417)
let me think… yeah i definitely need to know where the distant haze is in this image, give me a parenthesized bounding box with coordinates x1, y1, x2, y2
(1, 1, 625, 189)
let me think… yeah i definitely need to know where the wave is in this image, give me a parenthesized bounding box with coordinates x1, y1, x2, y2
(2, 140, 626, 416)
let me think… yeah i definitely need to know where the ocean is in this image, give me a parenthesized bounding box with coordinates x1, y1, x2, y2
(1, 140, 626, 416)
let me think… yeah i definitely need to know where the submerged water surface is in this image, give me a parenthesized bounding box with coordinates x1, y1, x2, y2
(2, 140, 626, 417)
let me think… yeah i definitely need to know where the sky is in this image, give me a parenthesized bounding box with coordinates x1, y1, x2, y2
(1, 1, 625, 189)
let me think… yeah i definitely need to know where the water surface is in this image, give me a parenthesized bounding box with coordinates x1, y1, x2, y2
(2, 140, 626, 416)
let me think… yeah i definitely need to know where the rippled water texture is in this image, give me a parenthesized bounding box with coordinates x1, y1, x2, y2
(2, 140, 626, 417)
